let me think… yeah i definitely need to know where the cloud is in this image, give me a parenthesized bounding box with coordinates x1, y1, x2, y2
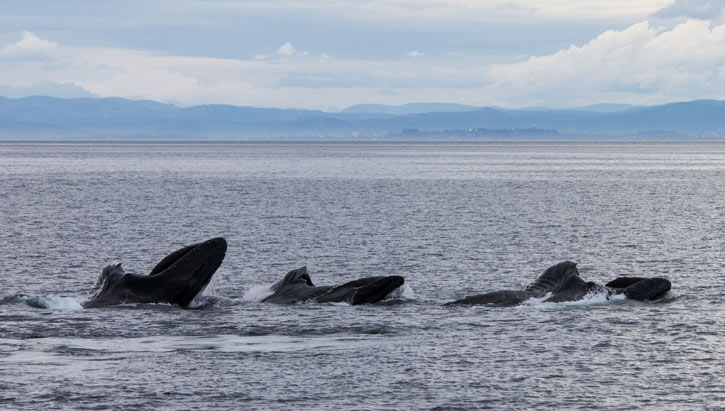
(486, 19, 725, 106)
(653, 0, 725, 19)
(277, 42, 297, 56)
(405, 50, 425, 57)
(87, 67, 202, 102)
(0, 31, 58, 60)
(2, 20, 725, 110)
(273, 42, 310, 58)
(278, 62, 484, 89)
(0, 81, 96, 98)
(219, 1, 670, 19)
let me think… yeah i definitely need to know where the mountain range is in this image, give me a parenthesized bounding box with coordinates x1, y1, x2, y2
(1, 96, 724, 140)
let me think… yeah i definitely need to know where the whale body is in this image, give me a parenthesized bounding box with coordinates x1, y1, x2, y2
(262, 266, 404, 305)
(446, 261, 671, 306)
(83, 237, 227, 308)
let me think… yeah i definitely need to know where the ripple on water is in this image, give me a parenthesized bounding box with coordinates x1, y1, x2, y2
(1, 142, 724, 409)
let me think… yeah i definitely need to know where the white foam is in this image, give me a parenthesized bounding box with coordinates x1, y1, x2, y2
(386, 284, 416, 300)
(519, 292, 554, 305)
(661, 291, 680, 300)
(330, 301, 352, 307)
(0, 334, 382, 359)
(188, 294, 214, 309)
(517, 289, 619, 309)
(25, 296, 84, 310)
(185, 269, 230, 308)
(201, 270, 223, 297)
(241, 283, 275, 302)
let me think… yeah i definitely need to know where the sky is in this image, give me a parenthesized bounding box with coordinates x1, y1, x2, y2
(1, 0, 724, 110)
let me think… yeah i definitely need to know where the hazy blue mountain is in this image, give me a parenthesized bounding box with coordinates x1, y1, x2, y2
(358, 101, 725, 135)
(341, 103, 480, 115)
(1, 96, 724, 139)
(571, 103, 640, 112)
(510, 103, 641, 113)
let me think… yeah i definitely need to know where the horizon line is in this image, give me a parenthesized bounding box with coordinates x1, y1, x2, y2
(2, 94, 724, 113)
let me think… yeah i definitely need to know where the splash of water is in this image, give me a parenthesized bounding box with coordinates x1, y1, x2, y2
(386, 284, 416, 300)
(241, 283, 275, 302)
(517, 289, 621, 309)
(25, 296, 84, 310)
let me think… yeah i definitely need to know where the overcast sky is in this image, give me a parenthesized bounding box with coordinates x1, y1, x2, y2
(1, 0, 724, 110)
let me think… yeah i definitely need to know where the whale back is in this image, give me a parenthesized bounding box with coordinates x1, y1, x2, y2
(316, 276, 405, 305)
(525, 261, 585, 296)
(445, 290, 530, 306)
(605, 277, 648, 288)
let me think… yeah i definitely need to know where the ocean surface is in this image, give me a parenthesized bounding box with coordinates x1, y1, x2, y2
(1, 141, 724, 410)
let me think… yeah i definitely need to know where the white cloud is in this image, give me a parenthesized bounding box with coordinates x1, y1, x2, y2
(653, 0, 725, 19)
(87, 67, 201, 102)
(405, 50, 425, 57)
(225, 1, 671, 19)
(0, 81, 96, 99)
(486, 19, 725, 106)
(0, 31, 58, 60)
(509, 0, 672, 17)
(1, 20, 725, 110)
(277, 42, 297, 56)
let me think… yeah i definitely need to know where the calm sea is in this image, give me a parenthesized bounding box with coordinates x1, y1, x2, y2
(1, 142, 724, 409)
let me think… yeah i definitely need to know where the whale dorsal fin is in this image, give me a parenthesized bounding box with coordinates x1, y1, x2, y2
(271, 267, 314, 291)
(525, 261, 583, 295)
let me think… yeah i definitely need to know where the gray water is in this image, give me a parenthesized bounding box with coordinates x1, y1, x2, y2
(1, 141, 724, 410)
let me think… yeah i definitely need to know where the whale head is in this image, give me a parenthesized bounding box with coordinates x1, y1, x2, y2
(526, 261, 584, 296)
(150, 237, 228, 306)
(94, 263, 125, 289)
(83, 237, 227, 308)
(271, 266, 315, 291)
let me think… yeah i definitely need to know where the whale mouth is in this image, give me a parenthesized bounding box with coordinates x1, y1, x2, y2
(349, 275, 405, 305)
(605, 276, 671, 301)
(153, 237, 228, 307)
(82, 238, 227, 309)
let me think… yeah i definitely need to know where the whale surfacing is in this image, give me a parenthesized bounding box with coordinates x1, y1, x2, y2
(262, 266, 404, 305)
(446, 261, 671, 306)
(605, 276, 671, 301)
(83, 237, 227, 308)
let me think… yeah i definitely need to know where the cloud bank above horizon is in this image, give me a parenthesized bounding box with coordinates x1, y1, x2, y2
(0, 0, 724, 110)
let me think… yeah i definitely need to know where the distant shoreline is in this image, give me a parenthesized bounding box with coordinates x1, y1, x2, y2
(2, 96, 725, 141)
(2, 139, 725, 144)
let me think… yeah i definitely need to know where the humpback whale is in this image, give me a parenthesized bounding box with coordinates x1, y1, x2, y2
(446, 261, 671, 306)
(83, 237, 227, 308)
(262, 266, 404, 305)
(604, 276, 671, 301)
